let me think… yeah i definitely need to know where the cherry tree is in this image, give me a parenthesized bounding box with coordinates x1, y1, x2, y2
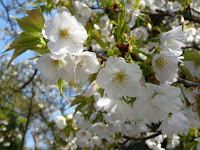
(1, 0, 200, 149)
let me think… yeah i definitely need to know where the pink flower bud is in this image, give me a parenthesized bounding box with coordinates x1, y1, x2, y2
(192, 87, 200, 97)
(85, 81, 98, 97)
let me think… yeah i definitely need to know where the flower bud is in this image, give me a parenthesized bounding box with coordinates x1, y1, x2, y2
(55, 115, 67, 130)
(147, 23, 152, 31)
(192, 87, 200, 97)
(85, 81, 98, 97)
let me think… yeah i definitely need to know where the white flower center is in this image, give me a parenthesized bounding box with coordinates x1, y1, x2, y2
(150, 92, 160, 110)
(77, 57, 86, 68)
(52, 59, 63, 69)
(60, 29, 70, 39)
(112, 72, 128, 88)
(155, 57, 168, 70)
(149, 103, 160, 110)
(82, 132, 86, 136)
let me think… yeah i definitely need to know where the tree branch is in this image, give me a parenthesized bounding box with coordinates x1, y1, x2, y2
(117, 131, 162, 148)
(0, 0, 17, 34)
(16, 69, 38, 92)
(96, 53, 107, 61)
(20, 83, 35, 150)
(123, 131, 162, 142)
(177, 78, 200, 88)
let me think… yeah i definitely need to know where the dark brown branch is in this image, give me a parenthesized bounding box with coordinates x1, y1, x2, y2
(20, 84, 35, 150)
(117, 131, 162, 148)
(141, 10, 200, 24)
(177, 78, 200, 88)
(0, 0, 17, 34)
(87, 46, 107, 61)
(15, 0, 23, 7)
(96, 53, 107, 61)
(141, 11, 173, 17)
(124, 131, 162, 142)
(17, 69, 38, 92)
(182, 44, 200, 51)
(39, 109, 59, 142)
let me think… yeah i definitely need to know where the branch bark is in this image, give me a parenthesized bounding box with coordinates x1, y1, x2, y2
(17, 69, 38, 92)
(20, 84, 35, 150)
(177, 78, 200, 88)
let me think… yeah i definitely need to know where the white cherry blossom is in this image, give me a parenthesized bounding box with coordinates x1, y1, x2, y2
(152, 53, 179, 83)
(73, 51, 100, 84)
(35, 53, 74, 84)
(160, 26, 185, 56)
(42, 11, 88, 55)
(55, 115, 67, 130)
(96, 57, 142, 98)
(95, 97, 135, 122)
(74, 1, 92, 26)
(90, 122, 109, 139)
(90, 136, 101, 147)
(76, 129, 92, 143)
(133, 83, 182, 123)
(158, 112, 191, 136)
(130, 26, 148, 40)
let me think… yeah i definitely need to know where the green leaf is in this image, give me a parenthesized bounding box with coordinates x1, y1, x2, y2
(107, 49, 114, 56)
(125, 52, 134, 63)
(107, 142, 117, 150)
(97, 39, 107, 50)
(12, 8, 44, 33)
(136, 62, 154, 76)
(5, 32, 41, 67)
(70, 95, 87, 107)
(57, 78, 65, 97)
(132, 47, 153, 59)
(74, 102, 87, 114)
(177, 0, 191, 5)
(114, 2, 126, 42)
(152, 26, 163, 33)
(183, 51, 200, 63)
(31, 45, 50, 54)
(134, 0, 141, 8)
(16, 116, 28, 125)
(179, 65, 194, 81)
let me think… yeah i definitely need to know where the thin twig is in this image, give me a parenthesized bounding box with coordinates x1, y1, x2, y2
(96, 53, 107, 61)
(177, 78, 200, 88)
(16, 69, 38, 92)
(20, 83, 35, 150)
(0, 0, 17, 34)
(124, 131, 162, 142)
(117, 131, 162, 148)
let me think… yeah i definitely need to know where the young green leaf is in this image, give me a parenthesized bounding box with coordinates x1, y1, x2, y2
(179, 65, 194, 81)
(183, 51, 200, 62)
(70, 95, 87, 107)
(57, 78, 65, 97)
(12, 8, 45, 33)
(5, 32, 41, 67)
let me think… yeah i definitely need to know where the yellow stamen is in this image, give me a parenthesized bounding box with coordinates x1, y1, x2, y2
(52, 59, 63, 69)
(60, 29, 70, 39)
(155, 57, 168, 70)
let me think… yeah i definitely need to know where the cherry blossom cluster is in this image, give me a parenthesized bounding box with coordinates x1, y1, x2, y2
(36, 11, 100, 85)
(9, 0, 199, 149)
(33, 0, 200, 149)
